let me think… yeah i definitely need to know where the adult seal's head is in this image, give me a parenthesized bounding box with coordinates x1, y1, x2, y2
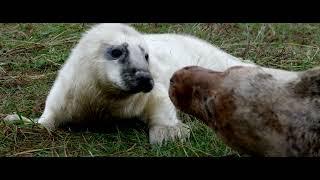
(169, 65, 320, 156)
(169, 66, 225, 122)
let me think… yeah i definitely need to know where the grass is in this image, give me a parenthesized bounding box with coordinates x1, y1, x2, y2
(1, 23, 320, 157)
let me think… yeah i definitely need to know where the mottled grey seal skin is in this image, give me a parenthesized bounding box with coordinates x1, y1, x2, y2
(169, 65, 320, 157)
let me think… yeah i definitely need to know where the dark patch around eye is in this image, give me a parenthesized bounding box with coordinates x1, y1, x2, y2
(106, 43, 129, 61)
(111, 49, 123, 58)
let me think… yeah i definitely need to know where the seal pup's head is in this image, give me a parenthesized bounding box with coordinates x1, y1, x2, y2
(74, 23, 154, 95)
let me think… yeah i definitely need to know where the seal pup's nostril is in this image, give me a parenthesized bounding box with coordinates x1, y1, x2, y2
(131, 68, 138, 74)
(135, 70, 154, 93)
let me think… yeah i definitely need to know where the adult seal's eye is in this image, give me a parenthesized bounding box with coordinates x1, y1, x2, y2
(110, 48, 123, 59)
(145, 53, 149, 62)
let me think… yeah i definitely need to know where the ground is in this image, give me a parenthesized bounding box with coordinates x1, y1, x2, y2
(1, 23, 320, 157)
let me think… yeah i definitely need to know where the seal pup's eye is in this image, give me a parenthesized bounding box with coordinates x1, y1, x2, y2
(110, 48, 123, 59)
(145, 53, 149, 62)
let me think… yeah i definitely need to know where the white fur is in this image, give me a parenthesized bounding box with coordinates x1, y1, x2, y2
(4, 23, 298, 145)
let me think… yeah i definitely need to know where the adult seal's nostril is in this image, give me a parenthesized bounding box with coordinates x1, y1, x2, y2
(170, 78, 175, 86)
